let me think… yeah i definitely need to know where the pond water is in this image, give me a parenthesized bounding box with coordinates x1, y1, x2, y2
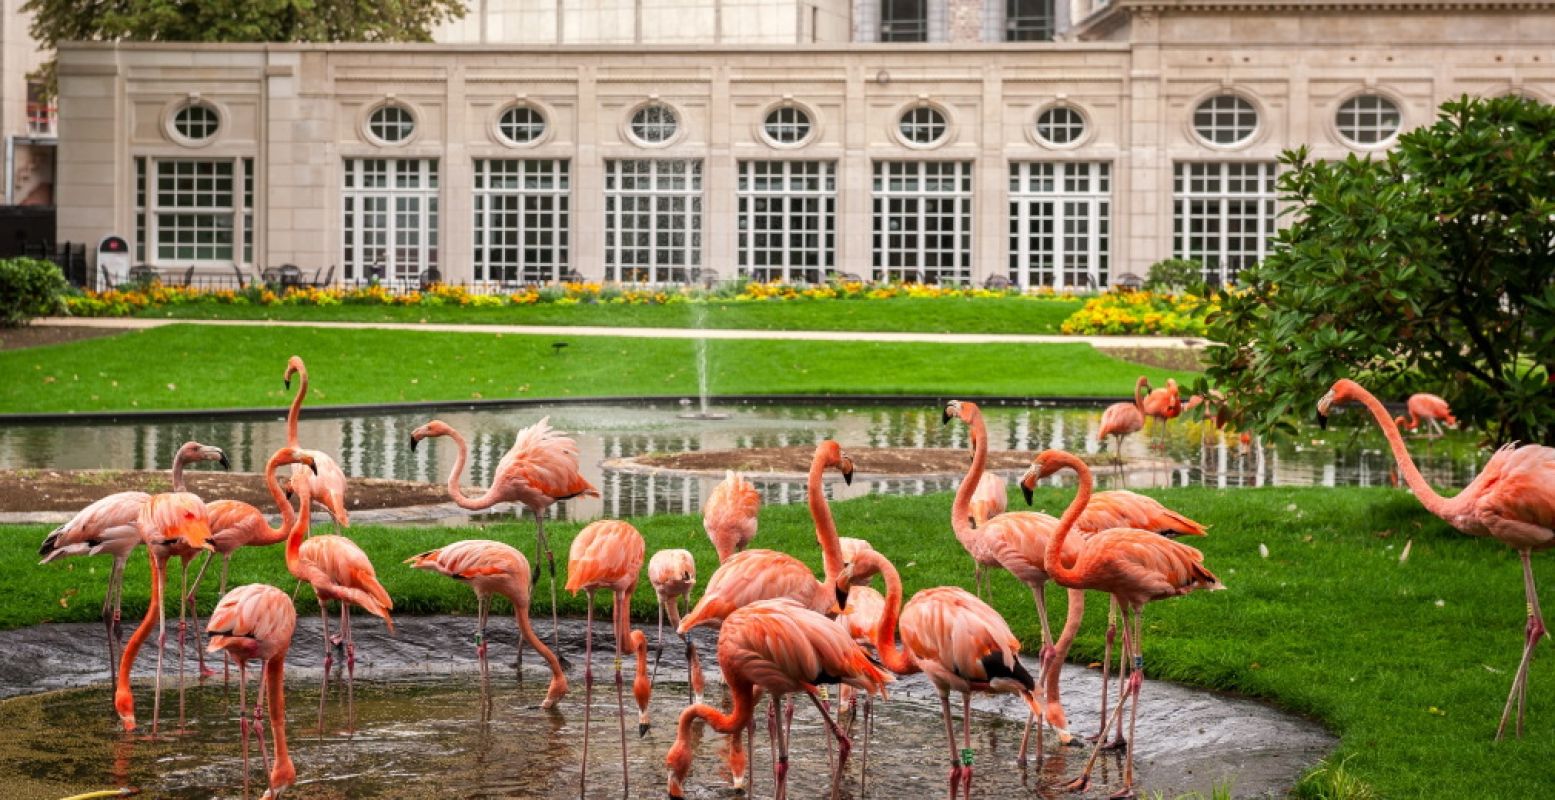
(0, 400, 1485, 521)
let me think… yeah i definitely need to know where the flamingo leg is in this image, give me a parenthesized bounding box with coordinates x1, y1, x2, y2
(103, 557, 124, 686)
(669, 598, 705, 704)
(612, 591, 629, 796)
(317, 594, 331, 732)
(1113, 607, 1144, 800)
(176, 559, 188, 723)
(960, 691, 974, 798)
(1497, 550, 1549, 740)
(476, 593, 490, 681)
(774, 692, 790, 800)
(1032, 583, 1053, 651)
(808, 688, 852, 800)
(253, 664, 271, 775)
(579, 590, 594, 799)
(939, 691, 961, 800)
(237, 660, 251, 795)
(1105, 611, 1133, 751)
(1093, 598, 1118, 743)
(650, 596, 666, 693)
(1067, 599, 1135, 795)
(187, 551, 220, 678)
(535, 511, 562, 656)
(343, 604, 356, 733)
(151, 559, 167, 734)
(218, 555, 231, 683)
(862, 694, 873, 796)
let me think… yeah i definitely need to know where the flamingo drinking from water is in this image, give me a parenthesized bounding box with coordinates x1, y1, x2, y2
(665, 598, 892, 800)
(1319, 378, 1554, 738)
(565, 519, 651, 797)
(1021, 449, 1223, 798)
(1394, 392, 1458, 438)
(205, 583, 296, 798)
(704, 470, 761, 562)
(405, 539, 568, 707)
(647, 548, 705, 702)
(283, 356, 351, 529)
(410, 418, 599, 654)
(114, 492, 214, 732)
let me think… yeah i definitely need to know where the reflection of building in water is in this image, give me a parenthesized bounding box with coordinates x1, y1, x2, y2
(0, 403, 1490, 521)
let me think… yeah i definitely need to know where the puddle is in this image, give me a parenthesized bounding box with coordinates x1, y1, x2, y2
(0, 616, 1333, 799)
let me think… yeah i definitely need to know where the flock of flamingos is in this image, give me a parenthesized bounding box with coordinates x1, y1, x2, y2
(35, 356, 1553, 800)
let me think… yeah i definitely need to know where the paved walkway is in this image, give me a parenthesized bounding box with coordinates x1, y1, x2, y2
(40, 316, 1205, 348)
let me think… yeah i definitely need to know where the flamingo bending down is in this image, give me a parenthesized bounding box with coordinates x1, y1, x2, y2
(187, 492, 297, 682)
(843, 548, 1045, 800)
(283, 356, 351, 528)
(945, 400, 1085, 741)
(1319, 378, 1553, 738)
(114, 492, 214, 732)
(1394, 392, 1458, 437)
(410, 418, 598, 656)
(265, 448, 394, 724)
(1136, 377, 1184, 448)
(1024, 449, 1223, 798)
(38, 441, 226, 686)
(704, 470, 761, 562)
(647, 548, 706, 703)
(565, 519, 651, 797)
(1097, 395, 1146, 464)
(666, 599, 892, 800)
(205, 583, 296, 799)
(406, 539, 568, 707)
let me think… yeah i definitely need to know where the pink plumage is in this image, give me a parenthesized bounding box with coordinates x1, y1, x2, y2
(283, 356, 351, 527)
(969, 473, 1007, 528)
(1078, 490, 1207, 537)
(206, 583, 297, 664)
(648, 548, 697, 601)
(565, 520, 645, 595)
(38, 491, 149, 563)
(703, 470, 761, 562)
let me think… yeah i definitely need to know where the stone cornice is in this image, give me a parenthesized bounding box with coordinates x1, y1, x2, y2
(1074, 0, 1555, 39)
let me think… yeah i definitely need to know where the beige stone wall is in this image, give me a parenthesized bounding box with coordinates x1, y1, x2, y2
(437, 0, 854, 43)
(55, 3, 1555, 284)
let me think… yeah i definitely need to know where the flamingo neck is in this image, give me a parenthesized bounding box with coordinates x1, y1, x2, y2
(631, 630, 652, 713)
(951, 412, 989, 552)
(679, 676, 754, 737)
(808, 453, 846, 581)
(1045, 454, 1092, 586)
(285, 367, 308, 449)
(865, 553, 918, 676)
(115, 548, 164, 726)
(170, 448, 193, 493)
(265, 655, 293, 792)
(1348, 386, 1453, 518)
(263, 453, 307, 572)
(1134, 376, 1149, 412)
(439, 427, 493, 510)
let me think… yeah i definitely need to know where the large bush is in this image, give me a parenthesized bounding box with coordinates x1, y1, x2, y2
(0, 257, 69, 327)
(1202, 95, 1555, 443)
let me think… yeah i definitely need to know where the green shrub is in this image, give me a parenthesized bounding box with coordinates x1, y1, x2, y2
(1144, 258, 1206, 294)
(0, 257, 69, 327)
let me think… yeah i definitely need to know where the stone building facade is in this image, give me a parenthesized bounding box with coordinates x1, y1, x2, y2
(54, 0, 1555, 288)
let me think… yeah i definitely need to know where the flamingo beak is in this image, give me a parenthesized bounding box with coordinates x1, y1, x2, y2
(1019, 468, 1036, 505)
(284, 376, 291, 390)
(216, 450, 231, 470)
(942, 408, 953, 425)
(841, 458, 854, 486)
(1316, 391, 1334, 430)
(639, 722, 651, 737)
(409, 435, 419, 452)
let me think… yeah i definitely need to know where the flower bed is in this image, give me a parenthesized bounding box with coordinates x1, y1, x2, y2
(63, 280, 1080, 316)
(1059, 290, 1219, 336)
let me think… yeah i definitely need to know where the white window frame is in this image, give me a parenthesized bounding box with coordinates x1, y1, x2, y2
(342, 158, 440, 282)
(871, 161, 973, 285)
(604, 159, 703, 284)
(136, 157, 251, 267)
(1192, 94, 1259, 147)
(1008, 162, 1111, 291)
(473, 158, 570, 285)
(1172, 161, 1278, 287)
(1335, 93, 1403, 147)
(738, 160, 836, 284)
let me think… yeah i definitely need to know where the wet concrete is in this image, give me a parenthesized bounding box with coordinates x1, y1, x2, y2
(0, 615, 1333, 799)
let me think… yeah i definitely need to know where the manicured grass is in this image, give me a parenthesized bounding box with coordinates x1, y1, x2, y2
(134, 296, 1085, 335)
(0, 324, 1196, 413)
(5, 486, 1551, 798)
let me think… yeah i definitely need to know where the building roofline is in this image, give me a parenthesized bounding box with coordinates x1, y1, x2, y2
(56, 40, 1133, 55)
(1073, 0, 1555, 39)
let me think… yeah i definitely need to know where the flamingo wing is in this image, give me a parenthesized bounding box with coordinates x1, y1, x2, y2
(901, 587, 1023, 682)
(206, 584, 297, 661)
(496, 416, 600, 505)
(703, 471, 761, 554)
(1098, 402, 1145, 438)
(721, 599, 892, 696)
(680, 549, 833, 630)
(565, 519, 645, 594)
(1470, 445, 1555, 550)
(1081, 491, 1206, 537)
(38, 491, 150, 562)
(206, 499, 271, 552)
(300, 535, 394, 625)
(1073, 529, 1223, 605)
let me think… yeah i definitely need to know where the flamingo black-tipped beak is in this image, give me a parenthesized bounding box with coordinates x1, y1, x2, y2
(842, 466, 854, 486)
(409, 435, 419, 452)
(1021, 481, 1035, 506)
(639, 722, 651, 738)
(284, 377, 291, 390)
(942, 409, 953, 425)
(1317, 410, 1329, 431)
(218, 452, 231, 470)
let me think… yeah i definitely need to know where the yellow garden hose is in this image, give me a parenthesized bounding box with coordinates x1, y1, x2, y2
(57, 789, 138, 800)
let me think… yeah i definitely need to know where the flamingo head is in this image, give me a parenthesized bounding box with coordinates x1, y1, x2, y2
(283, 355, 305, 389)
(176, 441, 231, 470)
(814, 440, 854, 485)
(403, 548, 441, 569)
(1316, 378, 1362, 430)
(665, 724, 700, 799)
(1020, 448, 1076, 505)
(943, 398, 979, 426)
(409, 419, 454, 451)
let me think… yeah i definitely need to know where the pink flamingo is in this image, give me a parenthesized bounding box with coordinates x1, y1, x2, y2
(1024, 449, 1223, 797)
(264, 447, 394, 724)
(405, 539, 568, 707)
(410, 417, 599, 653)
(945, 399, 1086, 741)
(565, 519, 652, 797)
(38, 441, 226, 685)
(1097, 389, 1146, 464)
(647, 548, 706, 703)
(969, 473, 1007, 528)
(1394, 392, 1458, 437)
(185, 491, 298, 682)
(205, 583, 296, 798)
(1319, 378, 1553, 738)
(282, 356, 351, 528)
(113, 492, 215, 732)
(666, 598, 892, 800)
(704, 470, 761, 562)
(842, 548, 1045, 800)
(1136, 376, 1183, 448)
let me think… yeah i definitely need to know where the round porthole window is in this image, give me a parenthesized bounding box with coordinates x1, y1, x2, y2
(898, 106, 948, 145)
(629, 103, 679, 145)
(1035, 106, 1087, 146)
(499, 105, 547, 145)
(1335, 94, 1401, 146)
(172, 103, 220, 143)
(763, 105, 813, 146)
(1192, 94, 1258, 146)
(368, 105, 416, 144)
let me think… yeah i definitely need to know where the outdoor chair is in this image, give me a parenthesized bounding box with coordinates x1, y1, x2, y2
(180, 265, 196, 287)
(983, 274, 1011, 290)
(418, 268, 442, 291)
(1115, 273, 1144, 290)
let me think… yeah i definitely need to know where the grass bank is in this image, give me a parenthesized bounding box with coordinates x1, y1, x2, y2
(0, 324, 1195, 414)
(131, 296, 1085, 335)
(4, 486, 1550, 797)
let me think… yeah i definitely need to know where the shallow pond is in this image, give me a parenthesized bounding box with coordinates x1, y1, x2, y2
(0, 400, 1484, 521)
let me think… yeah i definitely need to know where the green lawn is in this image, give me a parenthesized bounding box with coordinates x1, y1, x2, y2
(4, 486, 1552, 798)
(0, 324, 1195, 413)
(131, 296, 1085, 334)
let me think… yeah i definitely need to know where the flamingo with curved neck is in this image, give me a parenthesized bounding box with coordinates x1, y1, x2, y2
(944, 400, 1002, 596)
(1024, 449, 1221, 797)
(1319, 378, 1555, 738)
(282, 356, 351, 528)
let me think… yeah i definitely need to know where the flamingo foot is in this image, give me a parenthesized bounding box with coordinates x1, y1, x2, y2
(1101, 735, 1128, 752)
(1064, 774, 1091, 794)
(1109, 786, 1138, 800)
(947, 765, 962, 799)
